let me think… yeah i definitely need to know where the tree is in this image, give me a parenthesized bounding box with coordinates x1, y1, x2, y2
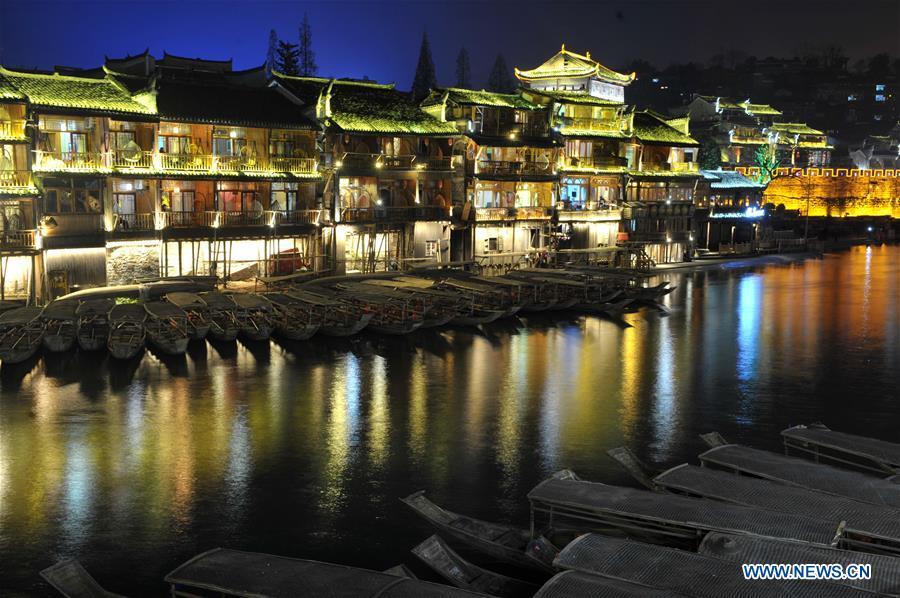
(697, 136, 722, 170)
(411, 31, 437, 101)
(266, 30, 278, 76)
(276, 40, 300, 75)
(754, 144, 782, 185)
(487, 54, 515, 94)
(455, 48, 472, 88)
(298, 13, 317, 77)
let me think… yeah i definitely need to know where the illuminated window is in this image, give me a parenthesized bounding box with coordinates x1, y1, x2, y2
(424, 240, 438, 257)
(875, 95, 886, 102)
(875, 84, 885, 91)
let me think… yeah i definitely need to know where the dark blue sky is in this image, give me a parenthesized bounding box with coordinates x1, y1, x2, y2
(1, 1, 897, 90)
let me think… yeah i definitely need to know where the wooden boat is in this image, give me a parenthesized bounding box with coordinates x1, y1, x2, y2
(401, 490, 556, 573)
(782, 423, 900, 475)
(230, 293, 274, 341)
(554, 533, 862, 598)
(107, 303, 146, 360)
(287, 289, 373, 337)
(627, 281, 674, 303)
(484, 276, 558, 313)
(700, 532, 900, 596)
(165, 548, 487, 597)
(437, 278, 511, 326)
(144, 301, 190, 355)
(0, 306, 44, 364)
(412, 535, 540, 598)
(263, 293, 320, 340)
(331, 283, 424, 335)
(40, 300, 78, 352)
(535, 571, 682, 598)
(76, 298, 115, 351)
(528, 471, 845, 549)
(40, 559, 126, 598)
(363, 279, 463, 329)
(198, 291, 240, 342)
(382, 564, 417, 579)
(697, 438, 900, 509)
(165, 292, 211, 340)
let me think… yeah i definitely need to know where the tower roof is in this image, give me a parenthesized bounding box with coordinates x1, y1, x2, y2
(515, 46, 634, 86)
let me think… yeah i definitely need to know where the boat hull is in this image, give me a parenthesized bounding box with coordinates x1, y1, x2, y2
(318, 313, 373, 337)
(275, 323, 320, 341)
(208, 321, 239, 342)
(367, 319, 423, 335)
(77, 329, 107, 351)
(148, 335, 189, 355)
(451, 309, 504, 326)
(0, 342, 41, 364)
(239, 326, 273, 342)
(42, 329, 76, 352)
(187, 323, 211, 340)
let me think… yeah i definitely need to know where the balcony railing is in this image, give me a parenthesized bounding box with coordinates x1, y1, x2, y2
(339, 153, 417, 171)
(111, 149, 155, 170)
(475, 159, 555, 176)
(563, 117, 628, 134)
(423, 156, 454, 170)
(560, 155, 627, 171)
(33, 150, 109, 172)
(0, 170, 35, 191)
(269, 157, 318, 175)
(110, 209, 329, 231)
(0, 120, 27, 140)
(340, 206, 450, 223)
(0, 229, 36, 249)
(516, 206, 554, 220)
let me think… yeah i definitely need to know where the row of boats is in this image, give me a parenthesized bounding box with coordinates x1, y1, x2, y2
(0, 268, 673, 364)
(40, 423, 900, 597)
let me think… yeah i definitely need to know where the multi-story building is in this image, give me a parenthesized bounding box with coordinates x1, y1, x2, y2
(681, 94, 832, 168)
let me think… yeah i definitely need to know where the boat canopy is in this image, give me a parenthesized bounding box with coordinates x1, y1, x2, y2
(109, 304, 146, 321)
(534, 571, 681, 598)
(144, 302, 187, 319)
(75, 298, 116, 316)
(165, 292, 206, 309)
(41, 300, 79, 320)
(782, 424, 900, 473)
(230, 294, 271, 310)
(165, 548, 487, 598)
(199, 292, 238, 309)
(286, 289, 342, 306)
(0, 306, 44, 324)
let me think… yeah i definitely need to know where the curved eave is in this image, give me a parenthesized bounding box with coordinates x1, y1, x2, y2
(31, 104, 158, 122)
(158, 114, 319, 131)
(515, 66, 634, 86)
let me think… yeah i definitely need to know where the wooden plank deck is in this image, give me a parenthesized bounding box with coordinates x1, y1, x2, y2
(699, 444, 900, 509)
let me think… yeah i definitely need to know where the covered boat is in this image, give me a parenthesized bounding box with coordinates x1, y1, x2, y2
(263, 293, 320, 340)
(165, 548, 487, 597)
(107, 303, 146, 360)
(287, 289, 373, 337)
(0, 306, 45, 364)
(165, 292, 211, 340)
(144, 301, 190, 355)
(331, 282, 424, 335)
(40, 300, 79, 352)
(411, 535, 539, 598)
(782, 423, 900, 475)
(199, 291, 240, 342)
(402, 491, 556, 573)
(230, 293, 274, 341)
(76, 298, 115, 351)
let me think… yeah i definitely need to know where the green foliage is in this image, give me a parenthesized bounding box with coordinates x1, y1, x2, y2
(276, 41, 300, 76)
(754, 144, 781, 184)
(487, 54, 516, 94)
(455, 48, 472, 89)
(698, 136, 722, 170)
(411, 32, 437, 102)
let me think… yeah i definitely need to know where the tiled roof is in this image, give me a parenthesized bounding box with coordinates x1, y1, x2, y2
(633, 111, 698, 146)
(767, 122, 825, 136)
(515, 47, 634, 86)
(328, 85, 458, 135)
(0, 66, 155, 115)
(701, 169, 764, 189)
(423, 87, 540, 110)
(529, 90, 624, 107)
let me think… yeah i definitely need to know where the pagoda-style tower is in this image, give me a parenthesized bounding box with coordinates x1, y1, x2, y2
(514, 44, 635, 103)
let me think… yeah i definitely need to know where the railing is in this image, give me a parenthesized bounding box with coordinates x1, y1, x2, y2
(339, 153, 416, 171)
(475, 160, 555, 176)
(158, 153, 216, 172)
(270, 209, 328, 226)
(669, 162, 699, 173)
(0, 229, 36, 249)
(563, 117, 628, 134)
(269, 157, 318, 175)
(561, 155, 627, 170)
(557, 208, 622, 222)
(0, 170, 35, 190)
(516, 206, 554, 220)
(423, 156, 454, 170)
(33, 150, 108, 172)
(340, 206, 450, 223)
(474, 207, 515, 221)
(111, 149, 155, 169)
(0, 120, 27, 140)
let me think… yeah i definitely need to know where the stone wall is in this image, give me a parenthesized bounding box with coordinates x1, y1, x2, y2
(106, 242, 161, 285)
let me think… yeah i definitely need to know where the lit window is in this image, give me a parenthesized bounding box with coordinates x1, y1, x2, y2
(424, 240, 439, 257)
(847, 94, 858, 102)
(875, 95, 886, 102)
(875, 84, 885, 91)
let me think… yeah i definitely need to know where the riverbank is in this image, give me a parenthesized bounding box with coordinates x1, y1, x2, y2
(653, 251, 823, 273)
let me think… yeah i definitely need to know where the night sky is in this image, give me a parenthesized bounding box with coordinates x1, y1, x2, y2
(1, 0, 897, 90)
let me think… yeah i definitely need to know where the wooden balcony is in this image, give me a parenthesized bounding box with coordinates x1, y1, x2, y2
(111, 209, 329, 232)
(473, 206, 554, 222)
(557, 208, 622, 222)
(339, 153, 416, 171)
(563, 117, 628, 134)
(268, 157, 318, 175)
(560, 155, 627, 171)
(33, 150, 110, 173)
(516, 206, 554, 220)
(340, 206, 450, 223)
(111, 150, 155, 170)
(0, 229, 37, 250)
(475, 159, 555, 177)
(0, 119, 27, 141)
(0, 170, 36, 194)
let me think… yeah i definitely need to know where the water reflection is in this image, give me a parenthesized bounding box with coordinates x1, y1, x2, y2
(1, 246, 899, 596)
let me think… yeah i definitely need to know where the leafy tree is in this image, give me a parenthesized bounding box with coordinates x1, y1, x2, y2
(754, 144, 781, 185)
(455, 48, 472, 88)
(276, 40, 300, 75)
(298, 13, 317, 77)
(487, 54, 515, 94)
(411, 31, 437, 101)
(266, 30, 278, 76)
(697, 136, 722, 170)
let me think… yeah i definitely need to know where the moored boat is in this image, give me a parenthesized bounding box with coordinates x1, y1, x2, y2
(230, 293, 274, 341)
(329, 282, 424, 335)
(412, 534, 540, 598)
(40, 300, 78, 352)
(144, 301, 190, 355)
(107, 303, 146, 360)
(263, 293, 320, 340)
(199, 291, 240, 342)
(0, 306, 45, 364)
(76, 298, 115, 351)
(165, 292, 211, 340)
(287, 289, 373, 337)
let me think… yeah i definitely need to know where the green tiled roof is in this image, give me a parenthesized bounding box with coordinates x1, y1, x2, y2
(531, 90, 623, 107)
(768, 122, 825, 136)
(745, 103, 781, 116)
(0, 66, 155, 115)
(0, 74, 25, 101)
(424, 87, 540, 110)
(633, 111, 698, 146)
(558, 127, 627, 139)
(701, 169, 764, 189)
(328, 86, 458, 136)
(515, 48, 634, 86)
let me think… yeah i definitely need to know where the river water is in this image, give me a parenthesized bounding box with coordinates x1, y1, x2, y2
(1, 245, 899, 595)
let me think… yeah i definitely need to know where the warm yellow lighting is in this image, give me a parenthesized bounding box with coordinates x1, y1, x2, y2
(229, 130, 237, 139)
(334, 160, 343, 169)
(173, 187, 180, 194)
(416, 163, 427, 170)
